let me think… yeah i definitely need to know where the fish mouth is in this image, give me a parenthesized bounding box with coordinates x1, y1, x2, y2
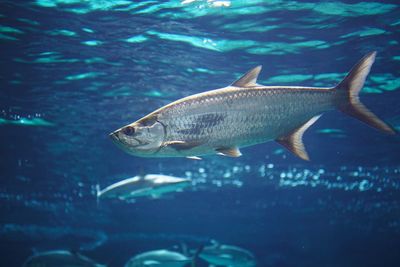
(109, 131, 120, 142)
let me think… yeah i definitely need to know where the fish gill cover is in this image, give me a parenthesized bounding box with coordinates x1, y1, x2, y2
(0, 0, 400, 267)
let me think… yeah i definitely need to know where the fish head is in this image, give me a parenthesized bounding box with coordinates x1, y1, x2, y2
(110, 115, 165, 156)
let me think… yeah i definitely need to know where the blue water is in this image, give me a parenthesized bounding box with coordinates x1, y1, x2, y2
(1, 1, 400, 266)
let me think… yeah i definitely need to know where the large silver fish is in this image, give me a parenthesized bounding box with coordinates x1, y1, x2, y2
(110, 52, 395, 160)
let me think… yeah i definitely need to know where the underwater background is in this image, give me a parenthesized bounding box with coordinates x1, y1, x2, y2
(1, 0, 400, 266)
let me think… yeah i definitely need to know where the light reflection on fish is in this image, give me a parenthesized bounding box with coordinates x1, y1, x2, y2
(96, 174, 191, 201)
(110, 52, 395, 160)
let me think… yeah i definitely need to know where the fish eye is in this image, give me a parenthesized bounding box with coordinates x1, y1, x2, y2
(123, 126, 135, 136)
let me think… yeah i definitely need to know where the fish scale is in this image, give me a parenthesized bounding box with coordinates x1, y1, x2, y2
(159, 87, 333, 148)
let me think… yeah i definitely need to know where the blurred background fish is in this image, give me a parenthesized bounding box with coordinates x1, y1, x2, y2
(96, 174, 192, 201)
(124, 249, 200, 267)
(199, 240, 256, 267)
(22, 250, 106, 267)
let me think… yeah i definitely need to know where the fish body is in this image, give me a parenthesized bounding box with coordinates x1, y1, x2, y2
(140, 85, 330, 158)
(124, 250, 191, 267)
(22, 250, 106, 267)
(97, 174, 191, 200)
(199, 242, 256, 267)
(110, 52, 395, 160)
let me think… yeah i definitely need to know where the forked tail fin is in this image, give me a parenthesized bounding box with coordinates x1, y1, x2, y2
(96, 184, 101, 207)
(334, 51, 396, 134)
(191, 244, 205, 267)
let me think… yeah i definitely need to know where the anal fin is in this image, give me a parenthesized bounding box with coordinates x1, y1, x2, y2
(216, 146, 242, 157)
(276, 115, 321, 161)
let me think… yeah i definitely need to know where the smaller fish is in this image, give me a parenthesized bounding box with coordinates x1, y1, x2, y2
(22, 249, 106, 267)
(124, 249, 197, 267)
(199, 241, 256, 267)
(96, 174, 191, 201)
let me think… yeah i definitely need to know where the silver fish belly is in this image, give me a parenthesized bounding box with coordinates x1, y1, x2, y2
(110, 52, 395, 160)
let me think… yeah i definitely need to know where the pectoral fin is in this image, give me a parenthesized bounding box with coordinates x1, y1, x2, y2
(163, 140, 201, 151)
(216, 146, 242, 157)
(162, 140, 186, 147)
(276, 115, 321, 161)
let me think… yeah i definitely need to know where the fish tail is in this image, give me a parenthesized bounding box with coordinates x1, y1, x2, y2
(96, 184, 101, 207)
(191, 244, 205, 267)
(333, 51, 396, 134)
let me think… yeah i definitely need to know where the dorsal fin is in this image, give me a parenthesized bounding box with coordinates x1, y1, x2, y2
(276, 115, 321, 160)
(231, 66, 262, 87)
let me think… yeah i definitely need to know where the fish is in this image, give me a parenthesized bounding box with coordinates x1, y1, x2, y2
(124, 249, 199, 267)
(110, 52, 395, 160)
(96, 174, 191, 201)
(199, 241, 256, 267)
(22, 249, 106, 267)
